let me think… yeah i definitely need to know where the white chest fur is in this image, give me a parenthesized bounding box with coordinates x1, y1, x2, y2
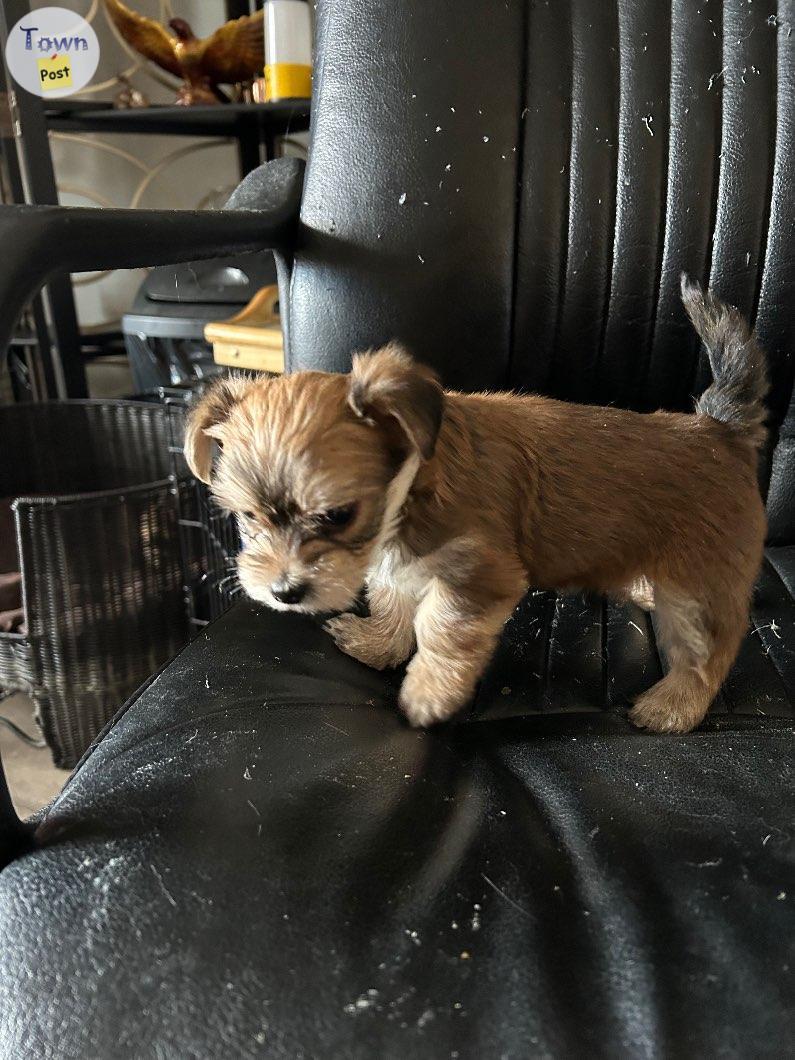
(367, 538, 429, 598)
(372, 452, 420, 553)
(366, 453, 427, 592)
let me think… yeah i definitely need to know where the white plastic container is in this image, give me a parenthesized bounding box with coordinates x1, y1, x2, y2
(263, 0, 312, 101)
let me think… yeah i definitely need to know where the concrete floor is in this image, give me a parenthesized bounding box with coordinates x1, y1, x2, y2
(0, 693, 68, 818)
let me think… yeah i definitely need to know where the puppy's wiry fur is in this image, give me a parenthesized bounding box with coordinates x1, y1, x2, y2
(185, 276, 768, 733)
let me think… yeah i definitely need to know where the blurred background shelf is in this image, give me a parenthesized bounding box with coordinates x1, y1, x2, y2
(44, 100, 310, 141)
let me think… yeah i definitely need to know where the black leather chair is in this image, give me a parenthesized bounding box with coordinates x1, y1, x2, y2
(1, 1, 793, 1055)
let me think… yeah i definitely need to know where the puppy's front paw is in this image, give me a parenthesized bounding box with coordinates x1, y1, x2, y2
(324, 614, 410, 670)
(398, 664, 467, 728)
(629, 684, 699, 734)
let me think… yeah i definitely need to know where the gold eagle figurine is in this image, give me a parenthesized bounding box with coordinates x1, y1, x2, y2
(104, 0, 264, 105)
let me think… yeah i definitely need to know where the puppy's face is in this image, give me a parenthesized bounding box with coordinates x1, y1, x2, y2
(184, 345, 443, 614)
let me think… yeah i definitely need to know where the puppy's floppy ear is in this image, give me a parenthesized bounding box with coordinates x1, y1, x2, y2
(348, 342, 443, 460)
(184, 374, 251, 484)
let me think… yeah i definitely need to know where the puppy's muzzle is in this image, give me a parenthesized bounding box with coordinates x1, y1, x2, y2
(270, 580, 309, 605)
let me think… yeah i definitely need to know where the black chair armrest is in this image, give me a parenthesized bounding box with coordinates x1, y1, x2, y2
(0, 156, 304, 356)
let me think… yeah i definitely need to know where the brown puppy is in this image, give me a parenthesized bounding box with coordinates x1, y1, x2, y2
(185, 276, 768, 733)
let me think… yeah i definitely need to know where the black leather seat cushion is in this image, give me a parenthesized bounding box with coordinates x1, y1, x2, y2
(2, 550, 792, 1057)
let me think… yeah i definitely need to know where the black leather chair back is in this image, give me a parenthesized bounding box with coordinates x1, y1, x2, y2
(289, 0, 794, 533)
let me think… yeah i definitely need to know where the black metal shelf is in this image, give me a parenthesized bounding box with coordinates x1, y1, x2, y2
(44, 100, 310, 139)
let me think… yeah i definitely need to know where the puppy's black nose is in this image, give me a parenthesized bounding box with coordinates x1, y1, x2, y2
(271, 582, 308, 605)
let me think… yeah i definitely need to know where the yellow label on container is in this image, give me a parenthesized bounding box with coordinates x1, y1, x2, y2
(37, 53, 72, 92)
(263, 63, 311, 101)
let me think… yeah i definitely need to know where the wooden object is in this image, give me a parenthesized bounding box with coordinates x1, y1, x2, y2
(204, 285, 284, 373)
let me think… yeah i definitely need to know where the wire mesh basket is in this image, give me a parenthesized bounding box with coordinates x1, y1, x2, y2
(153, 387, 243, 629)
(0, 401, 190, 768)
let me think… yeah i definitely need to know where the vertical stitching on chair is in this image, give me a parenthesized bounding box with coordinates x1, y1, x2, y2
(752, 35, 781, 496)
(506, 0, 532, 390)
(636, 1, 673, 410)
(752, 4, 789, 490)
(593, 0, 620, 401)
(750, 67, 777, 326)
(549, 5, 574, 395)
(689, 0, 725, 400)
(704, 0, 725, 287)
(638, 0, 674, 410)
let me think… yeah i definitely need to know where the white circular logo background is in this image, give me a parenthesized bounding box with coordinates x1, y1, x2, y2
(5, 7, 99, 98)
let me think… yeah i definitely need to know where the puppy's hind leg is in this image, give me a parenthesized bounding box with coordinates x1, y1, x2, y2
(629, 586, 745, 734)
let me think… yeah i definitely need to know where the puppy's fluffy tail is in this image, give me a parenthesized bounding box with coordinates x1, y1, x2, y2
(681, 273, 769, 448)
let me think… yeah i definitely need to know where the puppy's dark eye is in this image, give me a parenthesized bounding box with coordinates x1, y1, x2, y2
(241, 510, 255, 520)
(317, 504, 356, 530)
